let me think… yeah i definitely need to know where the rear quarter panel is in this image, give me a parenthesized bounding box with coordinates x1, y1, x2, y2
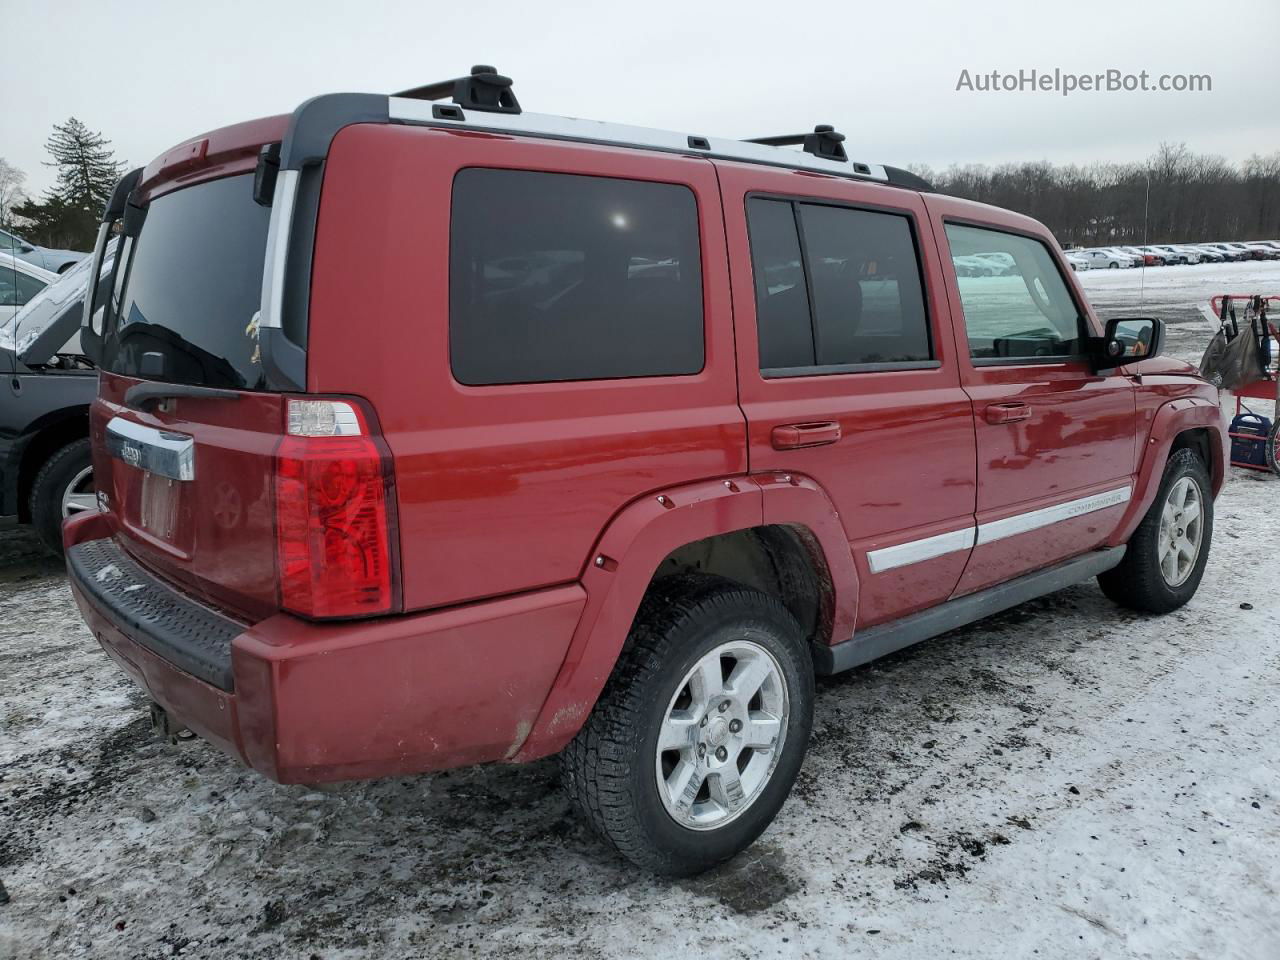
(307, 125, 744, 612)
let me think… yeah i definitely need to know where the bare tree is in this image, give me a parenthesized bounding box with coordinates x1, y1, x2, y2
(0, 158, 27, 229)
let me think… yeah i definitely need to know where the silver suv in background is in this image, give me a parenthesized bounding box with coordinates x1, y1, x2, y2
(0, 227, 87, 274)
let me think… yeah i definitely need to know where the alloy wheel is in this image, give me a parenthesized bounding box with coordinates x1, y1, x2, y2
(655, 640, 789, 831)
(1158, 475, 1203, 587)
(61, 466, 96, 518)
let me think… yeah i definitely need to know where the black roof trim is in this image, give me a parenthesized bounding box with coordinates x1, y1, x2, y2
(102, 167, 143, 222)
(884, 165, 934, 192)
(280, 93, 391, 171)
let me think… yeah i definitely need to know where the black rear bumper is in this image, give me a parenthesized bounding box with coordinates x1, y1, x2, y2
(66, 537, 242, 690)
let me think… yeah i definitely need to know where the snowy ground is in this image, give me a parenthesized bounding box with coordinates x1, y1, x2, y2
(2, 261, 1279, 960)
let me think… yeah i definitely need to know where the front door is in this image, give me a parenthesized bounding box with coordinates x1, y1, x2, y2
(929, 202, 1138, 596)
(717, 161, 977, 631)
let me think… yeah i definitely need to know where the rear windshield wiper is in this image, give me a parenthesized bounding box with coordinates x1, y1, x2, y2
(124, 382, 240, 411)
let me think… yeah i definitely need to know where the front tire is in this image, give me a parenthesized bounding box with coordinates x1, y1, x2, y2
(1099, 448, 1212, 613)
(29, 438, 95, 555)
(560, 575, 814, 876)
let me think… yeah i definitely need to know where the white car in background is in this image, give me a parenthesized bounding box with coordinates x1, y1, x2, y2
(1186, 245, 1226, 263)
(1137, 245, 1184, 264)
(953, 255, 1002, 277)
(1063, 251, 1092, 272)
(1079, 248, 1134, 269)
(1151, 244, 1197, 264)
(0, 252, 56, 324)
(1102, 247, 1143, 266)
(970, 253, 1017, 275)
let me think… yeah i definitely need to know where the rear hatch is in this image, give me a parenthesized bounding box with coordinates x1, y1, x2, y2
(90, 133, 400, 628)
(94, 171, 286, 622)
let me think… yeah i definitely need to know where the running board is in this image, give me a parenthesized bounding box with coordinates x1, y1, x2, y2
(812, 546, 1126, 675)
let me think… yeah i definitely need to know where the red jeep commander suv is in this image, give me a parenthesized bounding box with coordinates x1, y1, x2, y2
(65, 67, 1226, 876)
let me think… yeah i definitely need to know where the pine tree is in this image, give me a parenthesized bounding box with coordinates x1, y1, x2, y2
(43, 117, 122, 218)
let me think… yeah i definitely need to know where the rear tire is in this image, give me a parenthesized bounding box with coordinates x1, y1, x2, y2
(560, 574, 814, 876)
(29, 438, 95, 555)
(1099, 448, 1212, 613)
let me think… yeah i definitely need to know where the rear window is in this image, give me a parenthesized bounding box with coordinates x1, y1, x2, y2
(449, 168, 704, 385)
(102, 174, 269, 390)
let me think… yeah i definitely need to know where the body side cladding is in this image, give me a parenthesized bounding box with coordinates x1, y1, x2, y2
(1107, 396, 1226, 548)
(813, 546, 1126, 674)
(511, 473, 858, 762)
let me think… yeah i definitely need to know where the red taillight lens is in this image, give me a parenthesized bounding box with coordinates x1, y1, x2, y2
(274, 401, 398, 619)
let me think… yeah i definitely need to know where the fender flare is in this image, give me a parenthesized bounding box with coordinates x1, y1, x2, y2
(1107, 396, 1226, 547)
(511, 472, 858, 762)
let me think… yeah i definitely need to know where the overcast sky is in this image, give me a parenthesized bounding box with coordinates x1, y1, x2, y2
(3, 0, 1277, 197)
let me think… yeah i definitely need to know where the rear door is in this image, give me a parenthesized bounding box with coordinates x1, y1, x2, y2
(928, 199, 1137, 595)
(92, 165, 288, 622)
(717, 161, 977, 630)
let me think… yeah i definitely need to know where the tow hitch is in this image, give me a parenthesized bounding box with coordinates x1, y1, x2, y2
(149, 702, 193, 744)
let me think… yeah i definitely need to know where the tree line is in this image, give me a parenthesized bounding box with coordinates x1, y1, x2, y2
(1, 118, 122, 251)
(911, 143, 1280, 248)
(3, 124, 1279, 255)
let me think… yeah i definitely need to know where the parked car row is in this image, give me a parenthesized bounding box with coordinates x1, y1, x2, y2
(1065, 240, 1280, 270)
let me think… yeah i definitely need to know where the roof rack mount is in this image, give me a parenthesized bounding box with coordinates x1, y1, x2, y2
(394, 64, 521, 115)
(746, 125, 847, 162)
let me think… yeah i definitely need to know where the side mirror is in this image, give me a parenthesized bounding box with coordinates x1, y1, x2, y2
(1094, 316, 1163, 371)
(19, 244, 35, 254)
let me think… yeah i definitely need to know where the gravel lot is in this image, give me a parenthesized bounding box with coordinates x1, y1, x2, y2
(2, 262, 1279, 960)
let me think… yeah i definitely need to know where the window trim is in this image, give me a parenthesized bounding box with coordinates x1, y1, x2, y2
(449, 165, 709, 387)
(942, 217, 1091, 366)
(745, 191, 936, 378)
(763, 359, 942, 379)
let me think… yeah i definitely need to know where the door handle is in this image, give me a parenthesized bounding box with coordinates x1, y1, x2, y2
(984, 402, 1031, 424)
(771, 421, 842, 449)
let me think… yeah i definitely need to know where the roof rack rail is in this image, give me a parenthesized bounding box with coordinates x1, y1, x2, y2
(394, 64, 521, 115)
(746, 125, 847, 162)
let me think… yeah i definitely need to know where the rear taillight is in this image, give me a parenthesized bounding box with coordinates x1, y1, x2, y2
(274, 398, 399, 619)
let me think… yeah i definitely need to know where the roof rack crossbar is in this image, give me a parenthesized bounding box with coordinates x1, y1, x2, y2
(746, 125, 847, 162)
(394, 64, 521, 114)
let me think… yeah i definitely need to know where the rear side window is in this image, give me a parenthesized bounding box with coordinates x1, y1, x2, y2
(450, 168, 704, 385)
(747, 197, 932, 375)
(944, 223, 1084, 361)
(102, 174, 270, 390)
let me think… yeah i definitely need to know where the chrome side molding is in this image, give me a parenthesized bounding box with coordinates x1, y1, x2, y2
(865, 485, 1133, 574)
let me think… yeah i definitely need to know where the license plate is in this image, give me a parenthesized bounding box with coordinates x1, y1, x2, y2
(140, 471, 179, 540)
